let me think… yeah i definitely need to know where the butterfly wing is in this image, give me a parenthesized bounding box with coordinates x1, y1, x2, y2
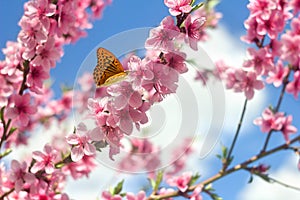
(101, 71, 129, 86)
(93, 48, 125, 87)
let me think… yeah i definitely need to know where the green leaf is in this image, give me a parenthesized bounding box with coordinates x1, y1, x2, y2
(23, 60, 30, 69)
(221, 145, 228, 158)
(204, 184, 222, 200)
(256, 173, 271, 183)
(248, 175, 253, 183)
(148, 178, 156, 190)
(119, 192, 127, 197)
(0, 148, 12, 158)
(205, 183, 213, 191)
(191, 2, 204, 13)
(190, 173, 201, 185)
(152, 170, 164, 192)
(212, 196, 223, 200)
(60, 84, 73, 93)
(111, 180, 124, 195)
(0, 106, 5, 123)
(205, 0, 220, 10)
(148, 171, 164, 192)
(8, 127, 17, 136)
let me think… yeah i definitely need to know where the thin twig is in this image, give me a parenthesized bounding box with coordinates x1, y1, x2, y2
(261, 69, 291, 152)
(267, 176, 300, 191)
(0, 188, 14, 200)
(223, 99, 248, 170)
(245, 169, 300, 192)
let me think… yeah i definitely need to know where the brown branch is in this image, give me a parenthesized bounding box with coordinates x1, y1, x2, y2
(148, 135, 300, 200)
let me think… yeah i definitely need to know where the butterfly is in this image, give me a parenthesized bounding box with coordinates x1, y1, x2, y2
(93, 47, 128, 87)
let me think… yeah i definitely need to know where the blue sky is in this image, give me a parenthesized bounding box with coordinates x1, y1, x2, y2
(1, 1, 300, 200)
(0, 0, 249, 94)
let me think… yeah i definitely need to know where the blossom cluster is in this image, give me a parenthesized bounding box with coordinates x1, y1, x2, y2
(0, 0, 109, 138)
(241, 0, 299, 141)
(254, 107, 297, 142)
(66, 1, 221, 199)
(0, 0, 110, 199)
(69, 0, 221, 168)
(195, 0, 299, 142)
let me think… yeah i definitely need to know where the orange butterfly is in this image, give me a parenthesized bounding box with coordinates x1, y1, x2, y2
(93, 47, 128, 87)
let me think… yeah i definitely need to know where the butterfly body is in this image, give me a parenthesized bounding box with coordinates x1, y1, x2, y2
(93, 47, 128, 87)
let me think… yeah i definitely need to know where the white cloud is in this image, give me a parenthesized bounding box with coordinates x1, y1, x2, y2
(238, 155, 300, 200)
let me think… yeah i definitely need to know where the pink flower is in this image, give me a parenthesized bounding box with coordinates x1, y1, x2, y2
(243, 47, 274, 75)
(290, 0, 300, 14)
(189, 186, 202, 200)
(184, 15, 206, 50)
(0, 76, 14, 107)
(266, 60, 289, 87)
(126, 191, 146, 200)
(254, 108, 285, 133)
(254, 1, 290, 38)
(66, 123, 96, 162)
(107, 81, 143, 110)
(252, 164, 270, 174)
(56, 1, 77, 36)
(269, 39, 282, 57)
(78, 73, 94, 92)
(90, 0, 106, 18)
(242, 17, 263, 43)
(281, 33, 300, 68)
(243, 0, 292, 43)
(167, 171, 192, 192)
(23, 0, 56, 26)
(62, 155, 96, 179)
(194, 70, 209, 85)
(27, 64, 50, 94)
(225, 69, 264, 100)
(247, 0, 277, 21)
(128, 55, 154, 87)
(118, 139, 160, 172)
(164, 0, 192, 16)
(31, 144, 58, 174)
(280, 115, 297, 143)
(53, 193, 70, 200)
(142, 61, 179, 103)
(6, 93, 37, 127)
(213, 60, 230, 80)
(88, 97, 109, 126)
(9, 160, 35, 192)
(101, 191, 122, 200)
(145, 16, 180, 52)
(286, 70, 300, 98)
(1, 41, 25, 77)
(290, 17, 300, 36)
(31, 37, 61, 70)
(159, 188, 175, 200)
(165, 138, 193, 176)
(193, 6, 222, 41)
(164, 51, 188, 73)
(18, 17, 48, 50)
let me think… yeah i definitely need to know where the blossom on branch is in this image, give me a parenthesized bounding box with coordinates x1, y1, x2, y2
(164, 0, 192, 16)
